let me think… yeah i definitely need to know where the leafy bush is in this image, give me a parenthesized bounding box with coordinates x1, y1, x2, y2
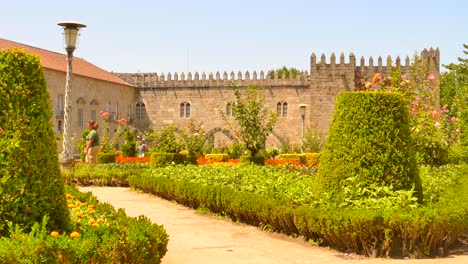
(240, 155, 265, 165)
(150, 153, 196, 168)
(0, 49, 69, 235)
(317, 92, 422, 203)
(97, 152, 116, 164)
(303, 153, 320, 166)
(0, 185, 168, 263)
(121, 130, 137, 157)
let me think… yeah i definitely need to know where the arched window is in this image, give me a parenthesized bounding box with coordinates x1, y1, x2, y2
(180, 102, 190, 118)
(136, 101, 146, 119)
(226, 102, 233, 117)
(277, 101, 287, 117)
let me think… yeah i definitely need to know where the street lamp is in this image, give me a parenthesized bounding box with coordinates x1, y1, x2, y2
(57, 20, 86, 166)
(299, 104, 307, 138)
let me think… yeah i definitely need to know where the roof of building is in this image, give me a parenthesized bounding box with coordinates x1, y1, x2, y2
(0, 38, 131, 86)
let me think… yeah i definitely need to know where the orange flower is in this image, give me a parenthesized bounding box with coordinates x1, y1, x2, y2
(50, 231, 60, 238)
(371, 73, 381, 84)
(70, 231, 80, 239)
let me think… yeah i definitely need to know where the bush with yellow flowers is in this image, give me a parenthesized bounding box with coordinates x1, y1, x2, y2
(0, 185, 168, 264)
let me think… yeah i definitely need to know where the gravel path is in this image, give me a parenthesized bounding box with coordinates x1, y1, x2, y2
(79, 186, 468, 264)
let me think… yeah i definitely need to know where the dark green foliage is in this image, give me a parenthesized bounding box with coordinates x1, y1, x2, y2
(97, 152, 116, 164)
(149, 153, 196, 168)
(121, 130, 137, 157)
(317, 92, 422, 203)
(0, 49, 69, 236)
(0, 185, 168, 263)
(240, 155, 265, 165)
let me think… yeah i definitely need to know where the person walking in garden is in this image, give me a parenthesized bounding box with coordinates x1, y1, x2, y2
(137, 141, 148, 157)
(84, 120, 101, 164)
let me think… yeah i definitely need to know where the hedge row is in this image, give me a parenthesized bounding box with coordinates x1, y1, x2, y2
(128, 167, 468, 258)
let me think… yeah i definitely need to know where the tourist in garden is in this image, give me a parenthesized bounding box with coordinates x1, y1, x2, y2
(137, 142, 148, 157)
(84, 120, 101, 164)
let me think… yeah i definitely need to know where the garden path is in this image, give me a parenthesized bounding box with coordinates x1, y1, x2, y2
(79, 186, 468, 264)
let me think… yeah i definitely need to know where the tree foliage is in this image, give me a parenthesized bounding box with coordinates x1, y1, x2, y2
(222, 85, 277, 157)
(441, 44, 468, 162)
(0, 49, 69, 235)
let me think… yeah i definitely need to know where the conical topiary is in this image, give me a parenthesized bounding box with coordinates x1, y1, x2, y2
(316, 91, 423, 203)
(0, 49, 69, 235)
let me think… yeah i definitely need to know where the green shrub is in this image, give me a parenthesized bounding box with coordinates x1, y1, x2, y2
(240, 155, 265, 165)
(150, 153, 196, 168)
(317, 92, 422, 203)
(97, 152, 116, 164)
(121, 130, 137, 157)
(205, 153, 229, 162)
(79, 129, 90, 161)
(0, 49, 69, 236)
(0, 185, 168, 263)
(62, 163, 148, 186)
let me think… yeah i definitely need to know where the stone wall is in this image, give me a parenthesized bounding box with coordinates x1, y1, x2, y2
(117, 48, 440, 146)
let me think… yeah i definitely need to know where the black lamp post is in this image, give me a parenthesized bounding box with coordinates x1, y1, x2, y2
(57, 20, 86, 166)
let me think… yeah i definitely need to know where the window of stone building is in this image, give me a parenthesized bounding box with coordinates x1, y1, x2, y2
(277, 101, 288, 117)
(136, 101, 146, 119)
(127, 104, 132, 120)
(58, 120, 62, 133)
(91, 110, 97, 121)
(78, 108, 84, 128)
(115, 103, 119, 121)
(57, 94, 64, 117)
(226, 103, 233, 117)
(180, 102, 190, 118)
(106, 102, 111, 112)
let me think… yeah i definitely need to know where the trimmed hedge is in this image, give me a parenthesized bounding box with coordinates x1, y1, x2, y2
(128, 164, 468, 257)
(0, 49, 69, 235)
(317, 92, 422, 203)
(205, 153, 229, 162)
(240, 155, 265, 165)
(278, 154, 306, 164)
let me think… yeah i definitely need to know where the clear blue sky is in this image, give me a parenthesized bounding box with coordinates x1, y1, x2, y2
(1, 0, 466, 74)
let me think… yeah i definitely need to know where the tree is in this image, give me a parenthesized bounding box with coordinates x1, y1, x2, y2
(0, 49, 69, 235)
(441, 44, 468, 162)
(222, 85, 277, 157)
(269, 66, 302, 79)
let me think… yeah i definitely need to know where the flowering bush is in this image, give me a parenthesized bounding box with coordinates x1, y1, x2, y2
(99, 111, 128, 154)
(364, 57, 459, 166)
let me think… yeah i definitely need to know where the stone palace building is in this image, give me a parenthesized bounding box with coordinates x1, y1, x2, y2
(0, 38, 440, 150)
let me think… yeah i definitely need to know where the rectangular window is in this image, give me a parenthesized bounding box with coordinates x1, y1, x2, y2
(57, 94, 64, 116)
(283, 103, 288, 117)
(58, 120, 62, 133)
(115, 103, 119, 120)
(78, 108, 83, 128)
(127, 105, 132, 120)
(91, 110, 97, 121)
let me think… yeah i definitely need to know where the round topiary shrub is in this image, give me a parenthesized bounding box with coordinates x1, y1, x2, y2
(0, 49, 69, 235)
(316, 91, 423, 203)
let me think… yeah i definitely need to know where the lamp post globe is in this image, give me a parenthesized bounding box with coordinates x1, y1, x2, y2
(57, 21, 86, 166)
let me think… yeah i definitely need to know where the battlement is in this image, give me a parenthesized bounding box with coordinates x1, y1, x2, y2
(116, 48, 439, 90)
(116, 70, 310, 88)
(310, 48, 440, 80)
